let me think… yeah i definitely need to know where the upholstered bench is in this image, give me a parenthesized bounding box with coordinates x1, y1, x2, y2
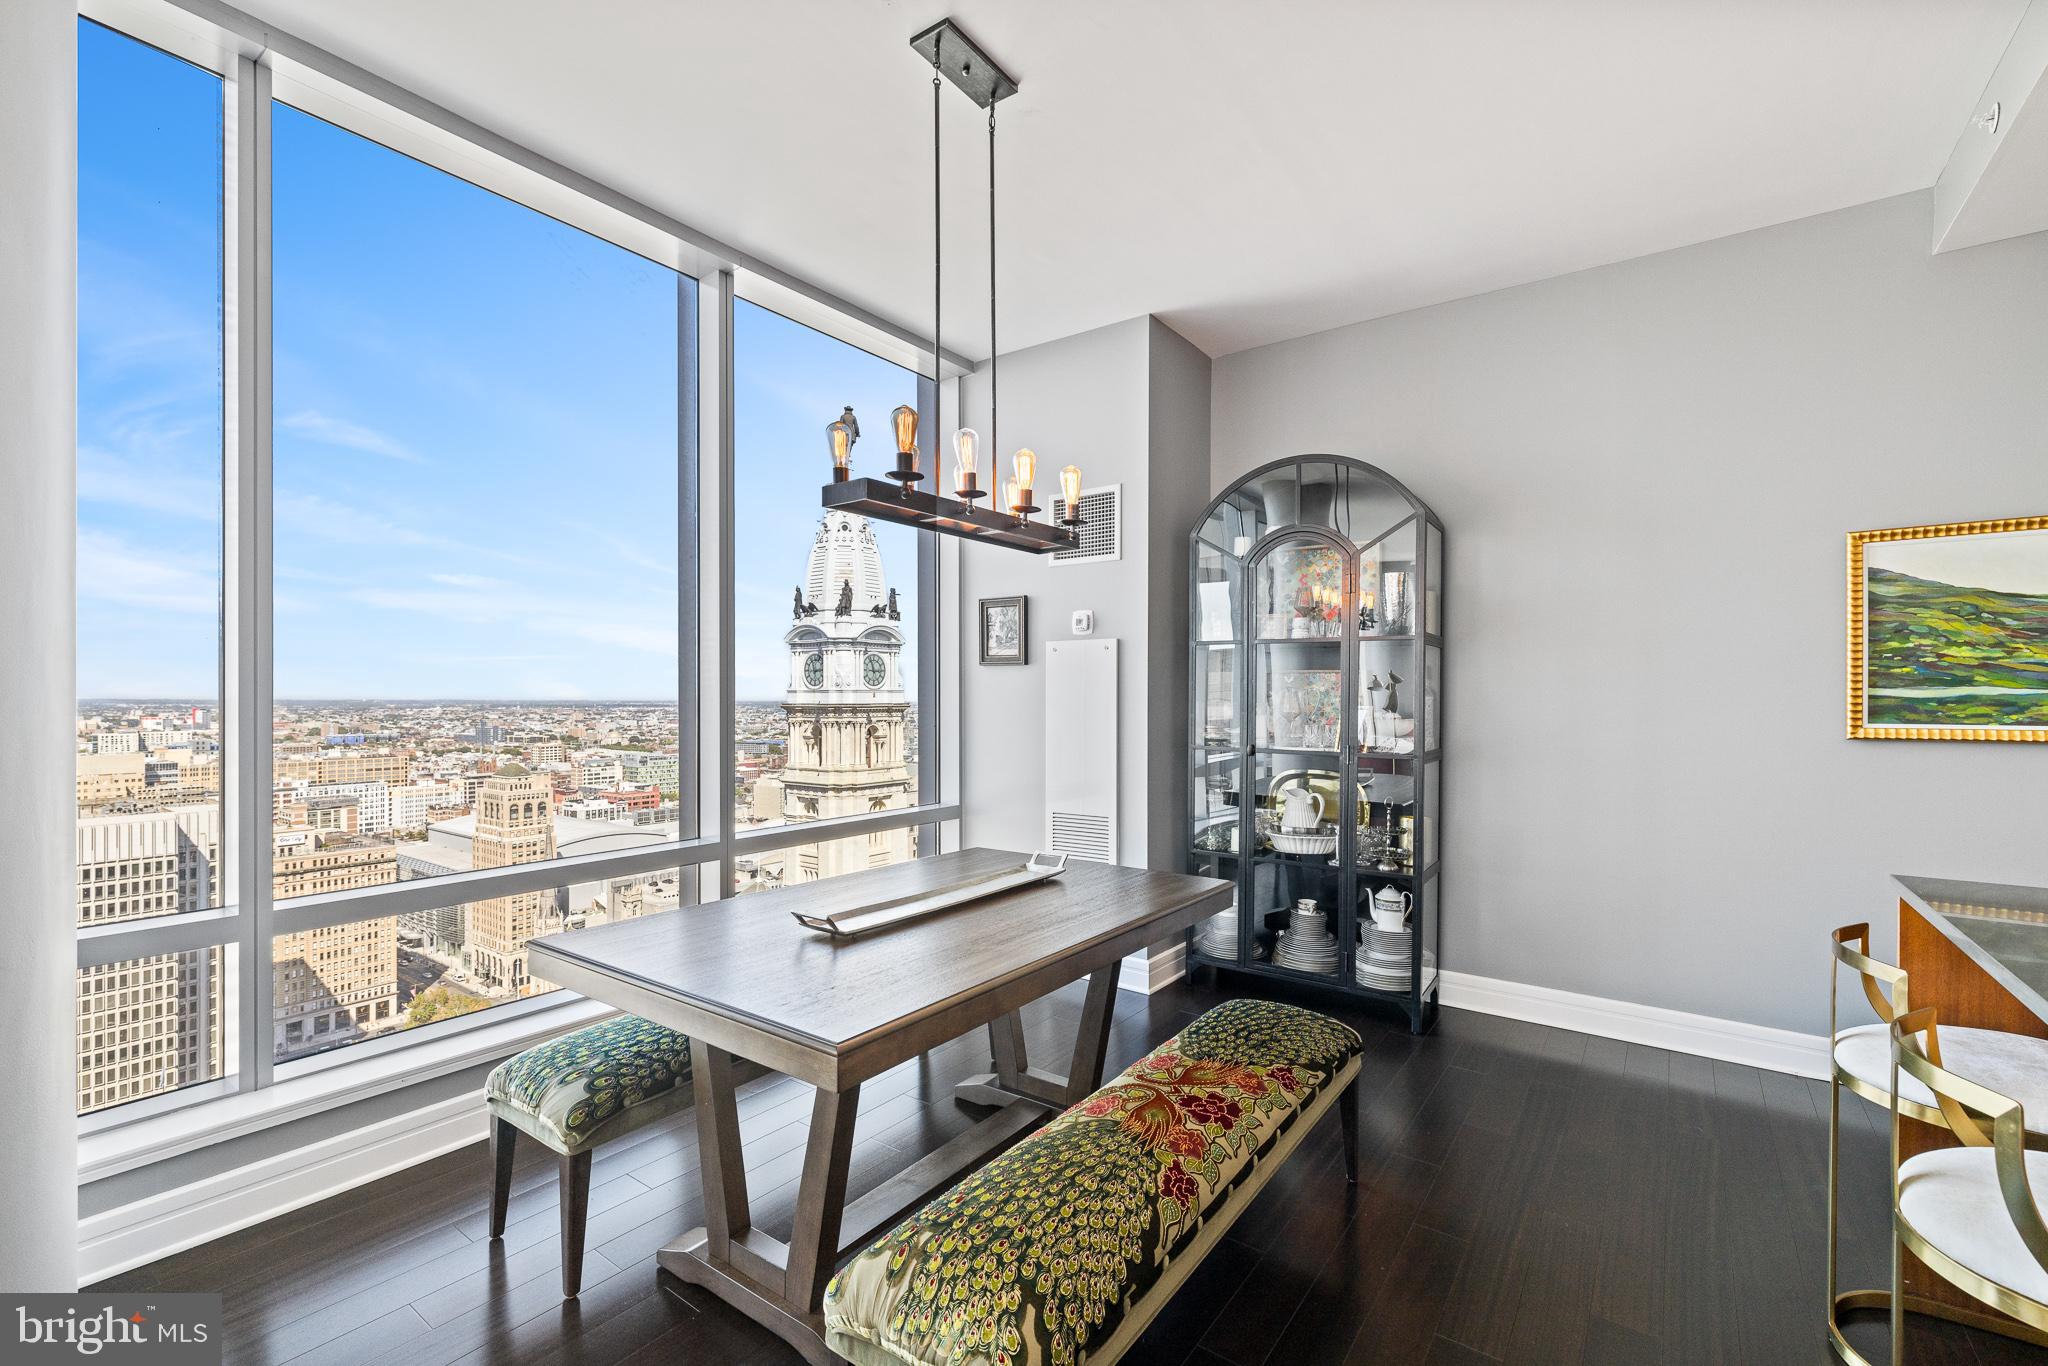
(484, 1014, 693, 1296)
(824, 998, 1364, 1366)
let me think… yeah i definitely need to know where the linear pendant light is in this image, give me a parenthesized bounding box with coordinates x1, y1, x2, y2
(821, 18, 1081, 554)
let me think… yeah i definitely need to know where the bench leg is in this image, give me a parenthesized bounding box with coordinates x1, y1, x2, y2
(560, 1149, 591, 1297)
(1338, 1075, 1359, 1186)
(489, 1116, 516, 1239)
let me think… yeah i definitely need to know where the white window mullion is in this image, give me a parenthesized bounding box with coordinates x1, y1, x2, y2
(705, 269, 735, 903)
(222, 52, 274, 1093)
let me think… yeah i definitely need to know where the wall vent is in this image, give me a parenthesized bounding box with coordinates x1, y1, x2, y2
(1052, 485, 1121, 565)
(1045, 639, 1118, 863)
(1048, 812, 1114, 863)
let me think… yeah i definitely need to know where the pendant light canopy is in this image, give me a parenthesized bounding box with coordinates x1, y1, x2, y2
(820, 18, 1081, 554)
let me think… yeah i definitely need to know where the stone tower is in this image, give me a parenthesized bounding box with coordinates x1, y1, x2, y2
(779, 513, 913, 882)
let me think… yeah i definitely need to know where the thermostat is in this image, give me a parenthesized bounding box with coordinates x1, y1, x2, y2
(1071, 610, 1095, 636)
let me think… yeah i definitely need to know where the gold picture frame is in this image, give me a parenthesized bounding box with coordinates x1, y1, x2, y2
(1847, 515, 2048, 742)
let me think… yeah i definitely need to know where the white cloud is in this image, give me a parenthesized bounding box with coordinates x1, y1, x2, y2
(78, 445, 219, 522)
(543, 617, 679, 657)
(77, 530, 217, 615)
(337, 579, 678, 660)
(278, 409, 420, 463)
(275, 491, 546, 572)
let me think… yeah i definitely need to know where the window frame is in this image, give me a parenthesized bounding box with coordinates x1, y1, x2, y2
(75, 1, 960, 1143)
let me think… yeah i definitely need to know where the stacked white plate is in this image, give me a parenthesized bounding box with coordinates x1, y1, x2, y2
(1354, 922, 1435, 992)
(1273, 903, 1340, 975)
(1192, 906, 1239, 958)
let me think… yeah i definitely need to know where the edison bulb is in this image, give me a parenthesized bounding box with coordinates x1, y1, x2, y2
(1012, 447, 1036, 492)
(891, 404, 919, 455)
(953, 428, 979, 483)
(827, 420, 853, 473)
(1059, 464, 1082, 515)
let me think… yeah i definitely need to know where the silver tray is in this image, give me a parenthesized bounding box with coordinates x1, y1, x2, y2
(791, 851, 1070, 939)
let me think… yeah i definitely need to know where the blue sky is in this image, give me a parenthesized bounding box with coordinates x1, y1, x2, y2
(78, 19, 919, 705)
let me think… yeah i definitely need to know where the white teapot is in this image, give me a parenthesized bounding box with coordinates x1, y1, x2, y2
(1278, 785, 1325, 834)
(1371, 885, 1412, 930)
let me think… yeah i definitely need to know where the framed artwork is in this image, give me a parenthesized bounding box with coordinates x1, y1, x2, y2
(1848, 516, 2048, 742)
(979, 596, 1027, 666)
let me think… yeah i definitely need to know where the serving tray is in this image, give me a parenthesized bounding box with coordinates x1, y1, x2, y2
(791, 851, 1071, 939)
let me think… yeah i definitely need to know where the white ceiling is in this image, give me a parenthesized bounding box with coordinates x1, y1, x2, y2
(231, 0, 2029, 359)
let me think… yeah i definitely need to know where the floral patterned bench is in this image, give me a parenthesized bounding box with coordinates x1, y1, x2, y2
(823, 998, 1364, 1366)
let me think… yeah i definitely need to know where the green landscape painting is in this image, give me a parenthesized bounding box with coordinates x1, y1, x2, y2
(1864, 531, 2048, 728)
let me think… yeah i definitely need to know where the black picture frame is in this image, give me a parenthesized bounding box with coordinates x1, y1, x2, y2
(979, 596, 1028, 666)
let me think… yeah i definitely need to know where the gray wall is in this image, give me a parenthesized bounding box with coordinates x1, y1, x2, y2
(1, 0, 79, 1292)
(1145, 320, 1214, 868)
(956, 317, 1213, 884)
(956, 318, 1155, 858)
(1211, 190, 2048, 1036)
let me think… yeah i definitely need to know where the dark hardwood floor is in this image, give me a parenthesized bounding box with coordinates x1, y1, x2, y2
(94, 975, 2047, 1365)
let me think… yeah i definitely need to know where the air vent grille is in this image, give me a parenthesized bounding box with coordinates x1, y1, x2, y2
(1049, 811, 1114, 863)
(1052, 486, 1120, 564)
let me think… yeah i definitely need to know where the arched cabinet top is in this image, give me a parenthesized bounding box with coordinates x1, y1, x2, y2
(1191, 455, 1438, 560)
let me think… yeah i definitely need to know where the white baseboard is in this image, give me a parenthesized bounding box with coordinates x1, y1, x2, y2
(1119, 941, 1188, 996)
(78, 1090, 489, 1287)
(1436, 969, 1830, 1080)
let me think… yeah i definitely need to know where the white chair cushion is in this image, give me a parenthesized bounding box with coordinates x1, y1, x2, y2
(1833, 1024, 2048, 1134)
(1898, 1146, 2048, 1305)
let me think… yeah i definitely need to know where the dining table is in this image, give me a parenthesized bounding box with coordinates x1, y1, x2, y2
(525, 846, 1233, 1366)
(1891, 875, 2048, 1322)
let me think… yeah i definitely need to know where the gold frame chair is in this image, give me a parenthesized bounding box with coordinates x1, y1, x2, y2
(1884, 1009, 2048, 1362)
(1825, 925, 2048, 1361)
(1831, 923, 1915, 1361)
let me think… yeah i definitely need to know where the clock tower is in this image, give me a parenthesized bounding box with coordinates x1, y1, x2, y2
(778, 513, 913, 882)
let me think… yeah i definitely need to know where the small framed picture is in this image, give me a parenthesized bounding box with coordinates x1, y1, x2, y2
(979, 596, 1028, 666)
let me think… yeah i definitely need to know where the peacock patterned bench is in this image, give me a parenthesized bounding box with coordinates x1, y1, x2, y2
(823, 997, 1364, 1366)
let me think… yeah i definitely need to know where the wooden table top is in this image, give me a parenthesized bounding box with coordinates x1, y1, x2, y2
(1896, 874, 2048, 1026)
(527, 847, 1233, 1087)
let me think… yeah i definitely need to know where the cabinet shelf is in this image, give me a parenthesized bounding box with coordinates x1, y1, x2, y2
(1183, 951, 1442, 1004)
(1188, 456, 1444, 1034)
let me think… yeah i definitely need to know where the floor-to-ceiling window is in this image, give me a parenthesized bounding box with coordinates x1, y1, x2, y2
(730, 302, 928, 895)
(265, 102, 684, 1059)
(73, 12, 946, 1123)
(74, 19, 229, 1115)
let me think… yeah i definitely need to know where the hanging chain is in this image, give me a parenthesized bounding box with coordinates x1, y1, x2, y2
(987, 100, 997, 468)
(932, 57, 942, 459)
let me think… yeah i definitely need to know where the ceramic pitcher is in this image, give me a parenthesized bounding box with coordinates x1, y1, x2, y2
(1279, 786, 1325, 833)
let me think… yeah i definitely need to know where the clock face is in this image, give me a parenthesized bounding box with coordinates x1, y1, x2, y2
(864, 654, 887, 687)
(803, 653, 824, 688)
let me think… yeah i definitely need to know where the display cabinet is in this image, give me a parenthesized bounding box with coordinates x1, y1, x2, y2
(1188, 457, 1443, 1031)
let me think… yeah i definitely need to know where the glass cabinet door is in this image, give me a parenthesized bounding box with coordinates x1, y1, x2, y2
(1189, 457, 1441, 1030)
(1251, 536, 1346, 762)
(1193, 543, 1240, 749)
